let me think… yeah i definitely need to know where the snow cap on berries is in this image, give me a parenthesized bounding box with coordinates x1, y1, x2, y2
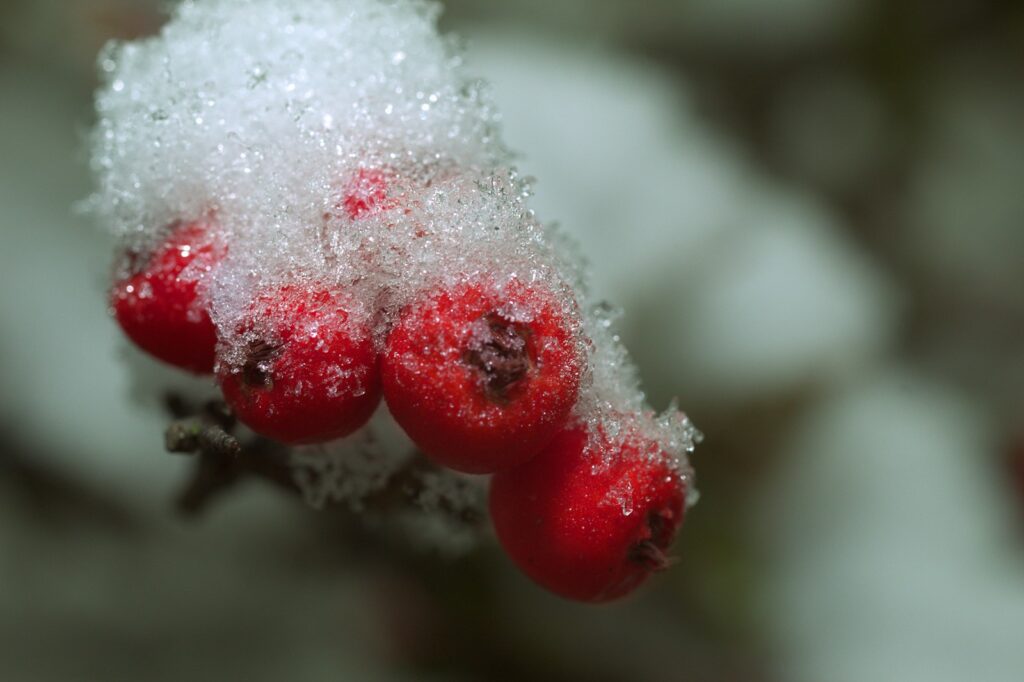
(88, 0, 699, 508)
(88, 0, 503, 255)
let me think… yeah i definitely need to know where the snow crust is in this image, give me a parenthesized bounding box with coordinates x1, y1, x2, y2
(88, 0, 698, 507)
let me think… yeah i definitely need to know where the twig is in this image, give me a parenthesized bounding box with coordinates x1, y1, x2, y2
(164, 398, 298, 516)
(162, 395, 483, 527)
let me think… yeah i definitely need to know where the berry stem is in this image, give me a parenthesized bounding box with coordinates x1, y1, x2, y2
(163, 395, 484, 527)
(165, 419, 241, 457)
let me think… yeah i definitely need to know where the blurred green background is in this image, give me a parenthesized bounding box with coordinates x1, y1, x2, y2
(2, 1, 1023, 680)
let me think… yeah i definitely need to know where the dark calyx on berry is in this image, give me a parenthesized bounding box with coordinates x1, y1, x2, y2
(463, 313, 534, 404)
(241, 338, 283, 389)
(627, 510, 675, 572)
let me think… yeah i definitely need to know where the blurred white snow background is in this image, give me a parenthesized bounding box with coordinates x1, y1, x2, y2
(760, 372, 1024, 682)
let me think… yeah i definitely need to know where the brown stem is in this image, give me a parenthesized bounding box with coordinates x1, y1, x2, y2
(163, 396, 482, 528)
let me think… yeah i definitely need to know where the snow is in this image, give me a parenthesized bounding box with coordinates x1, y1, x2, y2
(760, 371, 1024, 682)
(87, 0, 699, 508)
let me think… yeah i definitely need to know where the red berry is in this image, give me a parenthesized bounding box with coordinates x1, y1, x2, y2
(489, 422, 688, 602)
(111, 219, 224, 374)
(381, 278, 582, 474)
(218, 284, 381, 445)
(341, 168, 391, 219)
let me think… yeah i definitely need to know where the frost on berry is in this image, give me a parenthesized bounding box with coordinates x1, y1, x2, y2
(382, 274, 584, 473)
(87, 0, 700, 581)
(110, 218, 224, 373)
(217, 282, 382, 444)
(490, 420, 694, 602)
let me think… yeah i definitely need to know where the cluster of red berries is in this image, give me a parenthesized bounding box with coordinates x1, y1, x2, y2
(110, 171, 690, 602)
